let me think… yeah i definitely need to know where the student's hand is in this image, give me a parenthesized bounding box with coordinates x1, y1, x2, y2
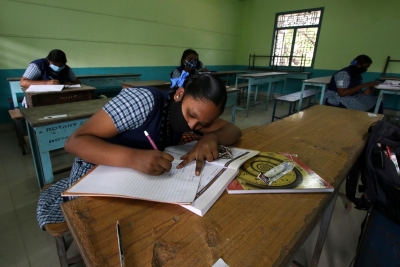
(362, 88, 373, 95)
(177, 134, 219, 176)
(47, 79, 60, 85)
(135, 150, 174, 175)
(364, 81, 379, 88)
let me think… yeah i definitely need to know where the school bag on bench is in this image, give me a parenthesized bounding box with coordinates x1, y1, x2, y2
(346, 120, 400, 225)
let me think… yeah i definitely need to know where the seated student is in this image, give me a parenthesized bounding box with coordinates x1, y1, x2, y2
(20, 49, 80, 88)
(36, 74, 242, 229)
(170, 49, 208, 80)
(324, 55, 382, 113)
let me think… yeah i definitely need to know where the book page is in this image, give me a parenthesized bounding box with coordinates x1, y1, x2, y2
(26, 85, 64, 92)
(64, 84, 81, 88)
(165, 141, 259, 170)
(64, 162, 200, 204)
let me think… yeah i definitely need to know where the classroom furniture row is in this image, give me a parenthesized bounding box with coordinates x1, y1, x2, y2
(60, 105, 383, 267)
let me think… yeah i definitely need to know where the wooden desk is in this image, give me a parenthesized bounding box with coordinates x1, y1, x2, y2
(24, 84, 96, 107)
(235, 72, 288, 117)
(20, 99, 109, 189)
(374, 83, 400, 113)
(121, 80, 171, 91)
(297, 76, 332, 112)
(61, 105, 383, 267)
(206, 70, 247, 85)
(7, 74, 141, 108)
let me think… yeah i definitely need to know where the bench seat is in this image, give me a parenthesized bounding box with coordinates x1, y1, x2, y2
(271, 89, 317, 122)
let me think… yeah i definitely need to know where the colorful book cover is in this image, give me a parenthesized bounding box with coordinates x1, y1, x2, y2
(226, 152, 333, 194)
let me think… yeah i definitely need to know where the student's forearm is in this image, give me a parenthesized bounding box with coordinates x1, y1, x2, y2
(20, 79, 49, 89)
(204, 123, 242, 146)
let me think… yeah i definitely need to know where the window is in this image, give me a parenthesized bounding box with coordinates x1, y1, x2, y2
(271, 8, 324, 68)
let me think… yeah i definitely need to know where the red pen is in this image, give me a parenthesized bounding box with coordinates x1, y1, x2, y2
(144, 131, 158, 150)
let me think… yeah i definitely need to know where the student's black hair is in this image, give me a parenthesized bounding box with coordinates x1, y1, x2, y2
(47, 49, 67, 64)
(353, 55, 373, 65)
(183, 74, 227, 112)
(180, 49, 199, 67)
(158, 74, 227, 150)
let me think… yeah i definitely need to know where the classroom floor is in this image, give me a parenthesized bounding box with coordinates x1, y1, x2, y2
(0, 94, 383, 267)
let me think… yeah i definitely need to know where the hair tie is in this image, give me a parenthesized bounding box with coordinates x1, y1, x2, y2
(350, 60, 357, 66)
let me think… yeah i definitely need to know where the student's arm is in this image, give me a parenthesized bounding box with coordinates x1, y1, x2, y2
(64, 68, 81, 85)
(177, 118, 242, 175)
(20, 77, 60, 90)
(64, 109, 174, 175)
(337, 81, 378, 97)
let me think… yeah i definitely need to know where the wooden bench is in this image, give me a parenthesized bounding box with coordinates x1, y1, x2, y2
(8, 109, 27, 155)
(41, 184, 82, 267)
(271, 89, 317, 122)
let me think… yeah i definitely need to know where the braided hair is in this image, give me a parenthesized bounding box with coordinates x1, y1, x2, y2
(158, 90, 175, 150)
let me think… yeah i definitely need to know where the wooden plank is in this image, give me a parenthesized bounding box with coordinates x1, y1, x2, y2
(62, 105, 383, 267)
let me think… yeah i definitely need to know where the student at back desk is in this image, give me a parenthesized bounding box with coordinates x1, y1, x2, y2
(36, 74, 242, 229)
(20, 49, 80, 107)
(324, 54, 382, 113)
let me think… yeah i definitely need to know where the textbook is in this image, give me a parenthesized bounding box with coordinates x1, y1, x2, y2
(226, 152, 333, 194)
(62, 141, 259, 215)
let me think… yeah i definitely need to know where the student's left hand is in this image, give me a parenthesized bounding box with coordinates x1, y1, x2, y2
(176, 134, 219, 176)
(363, 87, 373, 95)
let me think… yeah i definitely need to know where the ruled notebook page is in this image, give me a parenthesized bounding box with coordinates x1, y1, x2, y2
(64, 159, 199, 204)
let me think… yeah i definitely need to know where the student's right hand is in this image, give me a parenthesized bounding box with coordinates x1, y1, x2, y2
(134, 150, 174, 175)
(47, 79, 60, 85)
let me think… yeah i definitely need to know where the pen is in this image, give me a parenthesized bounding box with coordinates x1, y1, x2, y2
(116, 220, 125, 267)
(144, 130, 158, 150)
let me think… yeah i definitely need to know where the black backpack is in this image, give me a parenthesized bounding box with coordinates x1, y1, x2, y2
(346, 120, 400, 225)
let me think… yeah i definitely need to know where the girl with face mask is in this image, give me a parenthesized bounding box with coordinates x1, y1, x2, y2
(170, 49, 209, 85)
(325, 55, 382, 113)
(20, 49, 80, 88)
(36, 74, 242, 229)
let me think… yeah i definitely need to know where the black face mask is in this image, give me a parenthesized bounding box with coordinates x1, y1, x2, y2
(169, 100, 192, 132)
(359, 67, 367, 74)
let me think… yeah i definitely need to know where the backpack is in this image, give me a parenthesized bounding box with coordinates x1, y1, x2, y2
(346, 120, 400, 225)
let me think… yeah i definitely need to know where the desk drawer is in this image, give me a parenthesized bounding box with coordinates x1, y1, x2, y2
(27, 91, 96, 107)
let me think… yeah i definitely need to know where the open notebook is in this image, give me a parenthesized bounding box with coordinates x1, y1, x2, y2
(26, 84, 81, 92)
(62, 141, 259, 216)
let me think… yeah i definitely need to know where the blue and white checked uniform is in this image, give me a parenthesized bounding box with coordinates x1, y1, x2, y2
(325, 71, 377, 111)
(23, 63, 77, 81)
(37, 88, 154, 229)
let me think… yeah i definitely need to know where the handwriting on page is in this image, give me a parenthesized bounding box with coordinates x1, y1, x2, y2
(67, 163, 199, 203)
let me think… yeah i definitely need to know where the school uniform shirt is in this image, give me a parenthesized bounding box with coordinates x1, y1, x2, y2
(36, 87, 181, 229)
(325, 66, 377, 111)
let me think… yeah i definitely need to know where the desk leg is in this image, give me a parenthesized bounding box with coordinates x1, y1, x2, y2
(310, 193, 337, 267)
(231, 104, 236, 124)
(245, 81, 252, 117)
(374, 91, 384, 114)
(319, 85, 326, 105)
(26, 123, 46, 189)
(297, 83, 306, 112)
(266, 82, 273, 110)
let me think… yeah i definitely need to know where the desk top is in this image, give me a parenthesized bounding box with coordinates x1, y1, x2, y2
(207, 70, 247, 75)
(7, 73, 142, 82)
(121, 80, 171, 87)
(303, 76, 332, 84)
(237, 72, 287, 78)
(23, 84, 96, 95)
(61, 105, 382, 267)
(20, 98, 109, 127)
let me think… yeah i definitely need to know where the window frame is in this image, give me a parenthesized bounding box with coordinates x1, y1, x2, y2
(269, 7, 324, 70)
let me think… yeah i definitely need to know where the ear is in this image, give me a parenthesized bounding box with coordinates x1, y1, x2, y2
(174, 87, 185, 101)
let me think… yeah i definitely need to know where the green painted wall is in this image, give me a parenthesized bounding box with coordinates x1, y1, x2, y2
(1, 0, 400, 125)
(236, 0, 400, 74)
(0, 0, 243, 124)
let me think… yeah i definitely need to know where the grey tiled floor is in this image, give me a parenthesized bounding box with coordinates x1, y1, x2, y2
(0, 95, 371, 267)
